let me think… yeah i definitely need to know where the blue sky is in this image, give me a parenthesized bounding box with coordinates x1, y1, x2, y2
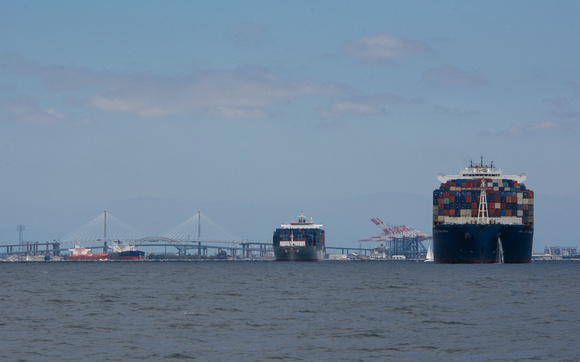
(1, 1, 579, 252)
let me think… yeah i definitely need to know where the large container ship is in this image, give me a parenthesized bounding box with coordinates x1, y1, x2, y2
(67, 245, 109, 261)
(433, 158, 534, 263)
(273, 212, 325, 261)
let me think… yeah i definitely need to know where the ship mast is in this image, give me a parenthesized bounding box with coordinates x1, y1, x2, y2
(477, 182, 489, 224)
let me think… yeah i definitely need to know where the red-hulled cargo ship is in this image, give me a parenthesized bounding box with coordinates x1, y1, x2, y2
(433, 158, 534, 263)
(68, 245, 109, 261)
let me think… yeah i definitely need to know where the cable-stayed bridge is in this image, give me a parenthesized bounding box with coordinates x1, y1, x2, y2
(55, 210, 270, 257)
(61, 210, 241, 245)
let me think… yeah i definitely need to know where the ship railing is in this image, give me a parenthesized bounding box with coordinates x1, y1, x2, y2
(442, 216, 523, 225)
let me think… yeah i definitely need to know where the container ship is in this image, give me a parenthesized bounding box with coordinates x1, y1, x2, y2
(273, 212, 325, 261)
(109, 243, 145, 261)
(67, 245, 109, 261)
(433, 158, 534, 263)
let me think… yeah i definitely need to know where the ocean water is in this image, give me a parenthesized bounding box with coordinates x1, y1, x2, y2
(0, 261, 578, 361)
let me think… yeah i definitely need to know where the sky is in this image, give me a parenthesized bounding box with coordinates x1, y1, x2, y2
(1, 1, 579, 252)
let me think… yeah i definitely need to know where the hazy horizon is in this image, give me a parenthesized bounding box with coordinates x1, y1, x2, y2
(2, 1, 579, 253)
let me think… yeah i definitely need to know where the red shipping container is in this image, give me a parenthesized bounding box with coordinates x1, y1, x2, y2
(450, 196, 455, 203)
(501, 203, 506, 210)
(466, 196, 472, 203)
(449, 209, 455, 216)
(523, 204, 529, 211)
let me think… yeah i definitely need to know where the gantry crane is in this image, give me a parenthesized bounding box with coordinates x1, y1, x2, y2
(359, 218, 431, 259)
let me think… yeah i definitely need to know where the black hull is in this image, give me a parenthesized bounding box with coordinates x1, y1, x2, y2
(109, 250, 145, 261)
(273, 246, 325, 261)
(433, 224, 533, 263)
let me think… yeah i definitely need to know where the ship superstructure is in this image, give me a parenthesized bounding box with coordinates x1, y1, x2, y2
(433, 158, 534, 263)
(273, 212, 325, 261)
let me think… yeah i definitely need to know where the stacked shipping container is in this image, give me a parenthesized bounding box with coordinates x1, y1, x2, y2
(273, 228, 325, 248)
(432, 178, 534, 226)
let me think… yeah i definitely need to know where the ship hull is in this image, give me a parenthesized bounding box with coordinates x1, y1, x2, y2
(274, 246, 325, 261)
(109, 251, 145, 261)
(68, 254, 109, 261)
(433, 224, 533, 263)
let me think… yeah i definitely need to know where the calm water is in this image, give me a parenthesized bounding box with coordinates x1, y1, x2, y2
(0, 261, 578, 361)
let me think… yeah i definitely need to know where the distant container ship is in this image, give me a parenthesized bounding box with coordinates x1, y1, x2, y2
(433, 158, 534, 263)
(67, 245, 109, 261)
(109, 243, 145, 261)
(273, 212, 325, 261)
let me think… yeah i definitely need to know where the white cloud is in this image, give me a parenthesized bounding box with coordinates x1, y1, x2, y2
(423, 64, 488, 88)
(340, 34, 431, 65)
(0, 96, 89, 126)
(318, 93, 422, 119)
(2, 55, 348, 120)
(498, 120, 578, 136)
(86, 68, 347, 119)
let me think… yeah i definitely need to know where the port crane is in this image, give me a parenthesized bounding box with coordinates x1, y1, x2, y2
(359, 218, 431, 259)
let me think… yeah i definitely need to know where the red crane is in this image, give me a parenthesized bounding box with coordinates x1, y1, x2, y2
(359, 218, 432, 242)
(359, 218, 431, 259)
